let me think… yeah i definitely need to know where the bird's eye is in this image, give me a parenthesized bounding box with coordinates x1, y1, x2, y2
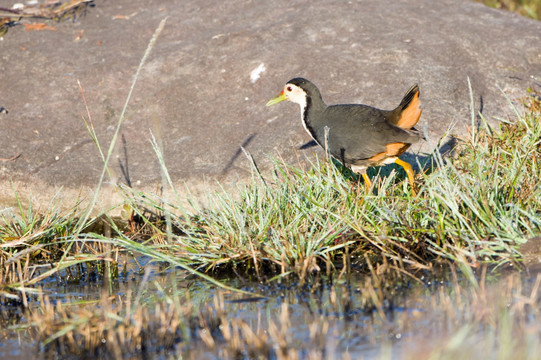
(286, 86, 292, 92)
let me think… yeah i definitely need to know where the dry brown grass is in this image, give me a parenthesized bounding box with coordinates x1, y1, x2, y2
(22, 260, 541, 359)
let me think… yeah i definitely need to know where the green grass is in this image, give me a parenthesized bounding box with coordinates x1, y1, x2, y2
(107, 90, 539, 283)
(1, 14, 539, 296)
(477, 0, 541, 19)
(0, 190, 106, 304)
(2, 87, 540, 294)
(1, 14, 540, 359)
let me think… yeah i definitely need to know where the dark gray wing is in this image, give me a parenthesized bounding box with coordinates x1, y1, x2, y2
(316, 105, 420, 163)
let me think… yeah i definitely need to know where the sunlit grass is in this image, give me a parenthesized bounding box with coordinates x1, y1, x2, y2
(477, 0, 541, 19)
(2, 89, 540, 298)
(0, 0, 539, 303)
(108, 89, 539, 283)
(0, 8, 539, 358)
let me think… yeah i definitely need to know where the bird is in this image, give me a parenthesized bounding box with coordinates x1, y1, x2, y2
(266, 77, 423, 195)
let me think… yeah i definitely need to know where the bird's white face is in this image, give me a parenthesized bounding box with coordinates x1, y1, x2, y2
(283, 83, 307, 107)
(266, 81, 307, 111)
(264, 79, 315, 142)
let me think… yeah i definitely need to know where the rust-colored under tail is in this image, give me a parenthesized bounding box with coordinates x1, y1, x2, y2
(392, 84, 422, 130)
(365, 142, 410, 165)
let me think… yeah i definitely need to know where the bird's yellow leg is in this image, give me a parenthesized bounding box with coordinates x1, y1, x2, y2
(362, 173, 372, 194)
(394, 158, 416, 196)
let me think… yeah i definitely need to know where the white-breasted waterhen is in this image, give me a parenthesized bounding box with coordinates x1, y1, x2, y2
(266, 78, 423, 195)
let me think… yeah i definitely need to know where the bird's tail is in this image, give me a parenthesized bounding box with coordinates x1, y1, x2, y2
(392, 84, 422, 130)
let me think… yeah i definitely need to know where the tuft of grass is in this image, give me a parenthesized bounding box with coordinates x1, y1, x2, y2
(476, 0, 541, 20)
(0, 191, 104, 304)
(2, 89, 539, 298)
(113, 90, 540, 282)
(23, 261, 541, 360)
(30, 290, 196, 359)
(2, 10, 539, 301)
(0, 16, 172, 304)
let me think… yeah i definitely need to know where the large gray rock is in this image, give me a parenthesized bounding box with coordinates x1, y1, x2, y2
(0, 0, 539, 210)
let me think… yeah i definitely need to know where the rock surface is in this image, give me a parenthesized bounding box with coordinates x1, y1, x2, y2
(0, 0, 539, 210)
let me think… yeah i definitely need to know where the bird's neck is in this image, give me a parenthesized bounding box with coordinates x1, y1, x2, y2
(300, 94, 326, 142)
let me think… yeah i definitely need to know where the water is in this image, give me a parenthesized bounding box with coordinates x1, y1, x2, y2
(1, 258, 540, 359)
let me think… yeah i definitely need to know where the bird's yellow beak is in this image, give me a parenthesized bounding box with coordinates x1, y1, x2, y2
(266, 90, 287, 106)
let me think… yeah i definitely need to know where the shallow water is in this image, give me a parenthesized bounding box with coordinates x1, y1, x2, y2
(1, 258, 540, 360)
